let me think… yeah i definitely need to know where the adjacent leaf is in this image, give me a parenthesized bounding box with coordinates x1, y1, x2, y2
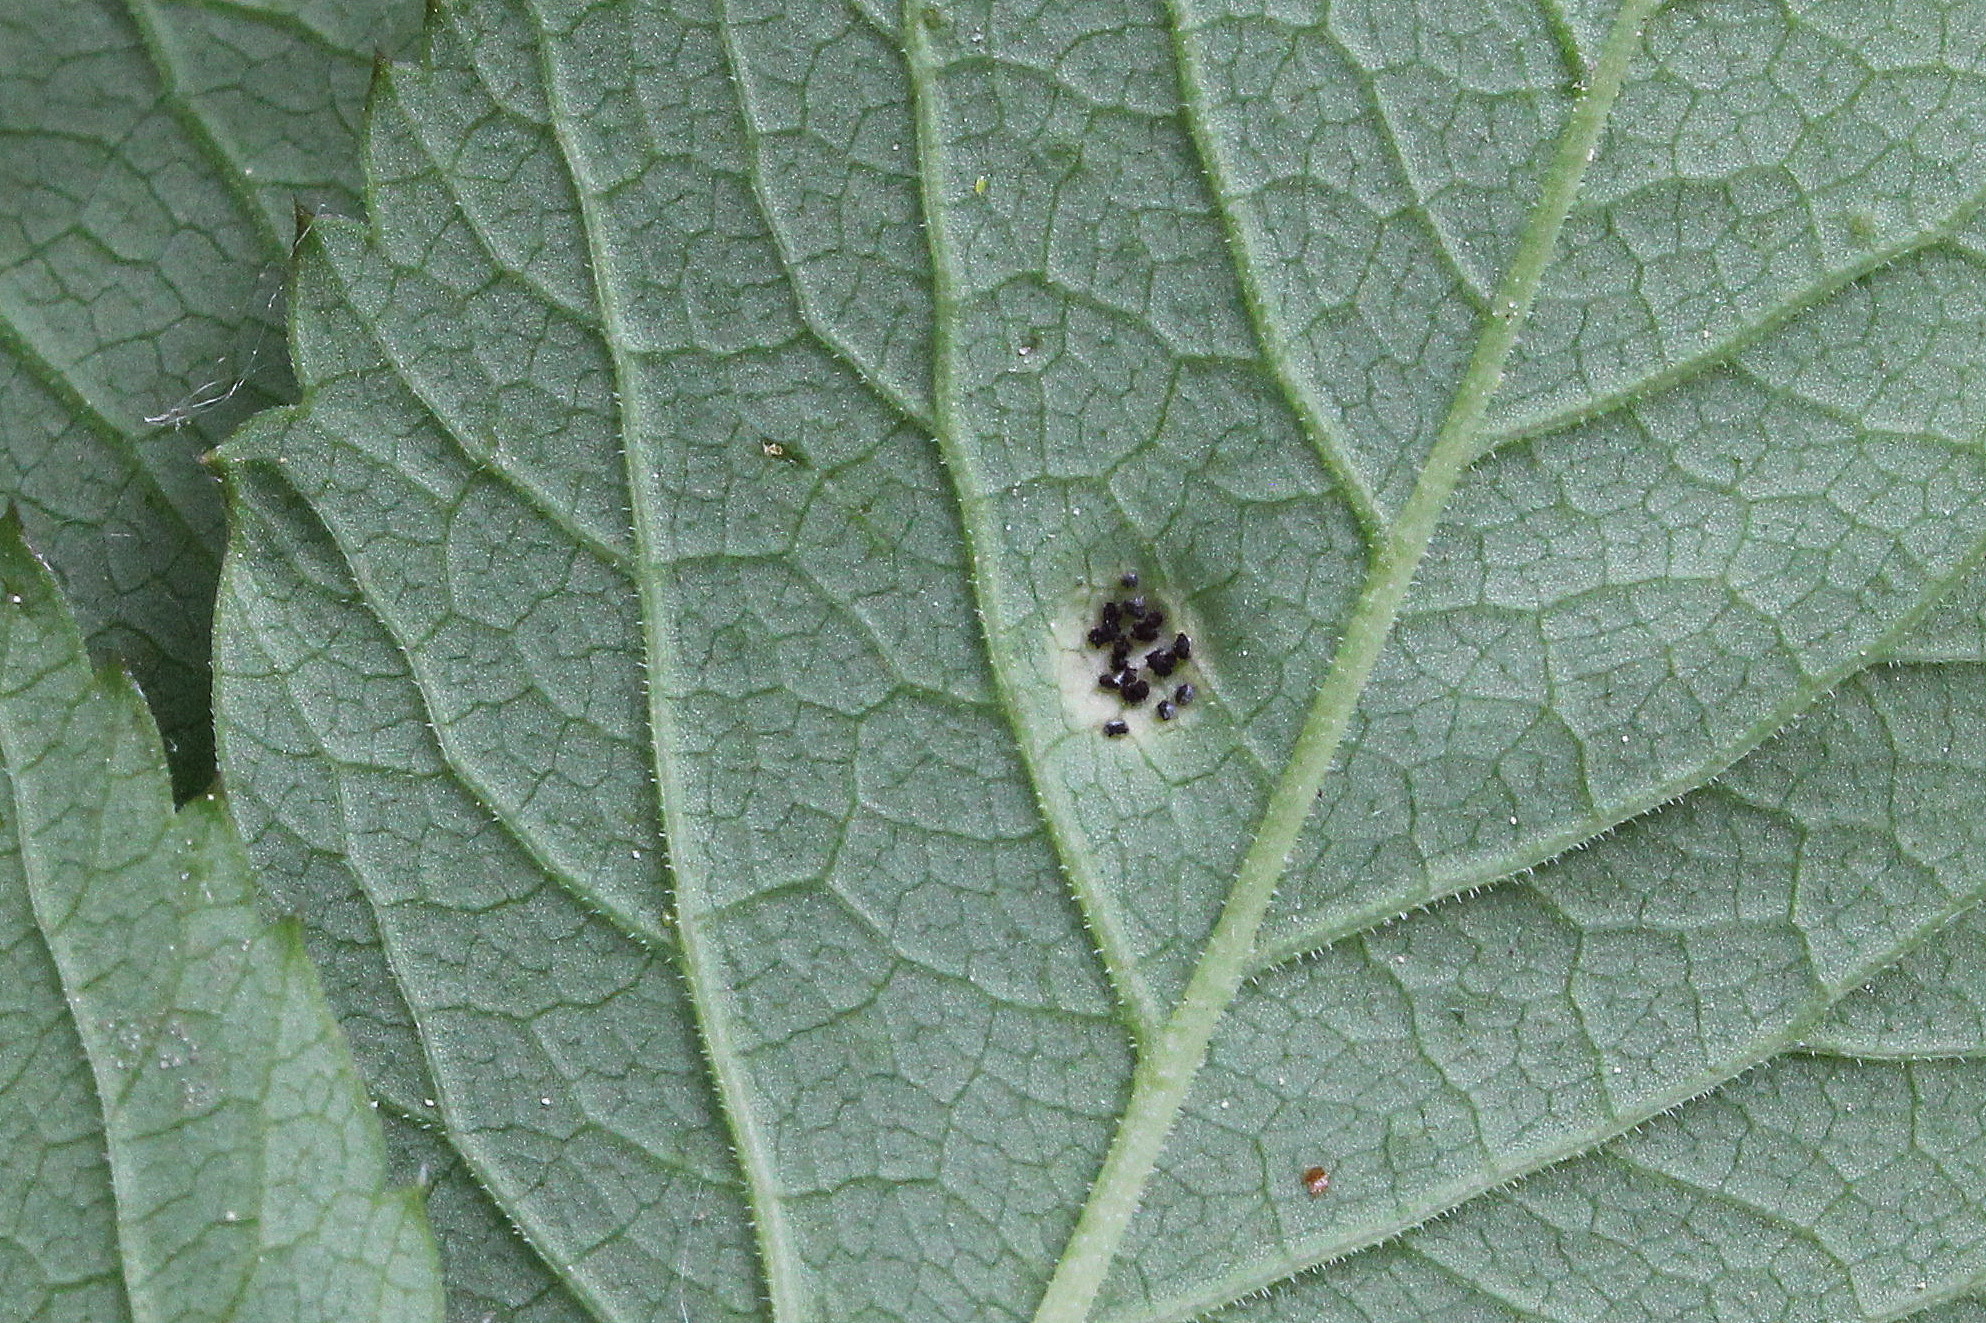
(377, 1105, 598, 1323)
(211, 0, 1986, 1317)
(0, 513, 440, 1322)
(0, 0, 422, 792)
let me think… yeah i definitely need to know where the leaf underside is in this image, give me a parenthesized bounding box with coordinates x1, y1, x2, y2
(0, 515, 440, 1323)
(212, 0, 1986, 1318)
(0, 0, 421, 793)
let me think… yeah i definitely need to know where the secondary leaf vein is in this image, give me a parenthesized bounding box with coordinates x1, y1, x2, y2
(516, 2, 809, 1314)
(1477, 180, 1986, 457)
(1157, 0, 1386, 539)
(903, 18, 1169, 1045)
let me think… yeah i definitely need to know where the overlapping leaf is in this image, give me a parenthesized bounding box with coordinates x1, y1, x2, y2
(212, 0, 1986, 1317)
(0, 0, 421, 791)
(0, 514, 440, 1322)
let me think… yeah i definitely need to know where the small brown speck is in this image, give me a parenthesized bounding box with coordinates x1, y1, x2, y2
(1301, 1166, 1330, 1198)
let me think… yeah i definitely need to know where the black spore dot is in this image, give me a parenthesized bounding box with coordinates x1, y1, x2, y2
(1146, 650, 1176, 677)
(1121, 678, 1151, 705)
(1110, 640, 1131, 667)
(1101, 601, 1121, 625)
(1098, 672, 1122, 690)
(1132, 620, 1160, 643)
(1087, 625, 1117, 647)
(1173, 682, 1196, 707)
(1119, 571, 1139, 590)
(1171, 633, 1191, 660)
(1155, 700, 1176, 721)
(1103, 718, 1130, 737)
(1126, 595, 1147, 614)
(1145, 609, 1166, 630)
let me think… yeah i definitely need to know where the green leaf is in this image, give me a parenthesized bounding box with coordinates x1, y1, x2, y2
(211, 0, 1986, 1317)
(0, 0, 423, 793)
(0, 513, 441, 1322)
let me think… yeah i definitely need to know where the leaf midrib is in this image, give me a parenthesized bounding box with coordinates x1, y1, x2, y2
(897, 3, 1668, 1317)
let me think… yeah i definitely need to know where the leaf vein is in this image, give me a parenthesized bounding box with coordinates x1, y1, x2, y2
(1036, 7, 1668, 1315)
(120, 0, 286, 254)
(1158, 0, 1387, 538)
(709, 0, 938, 433)
(1252, 526, 1986, 973)
(1130, 851, 1986, 1323)
(515, 2, 810, 1314)
(1478, 182, 1986, 456)
(227, 476, 671, 955)
(904, 23, 1169, 1045)
(312, 231, 638, 573)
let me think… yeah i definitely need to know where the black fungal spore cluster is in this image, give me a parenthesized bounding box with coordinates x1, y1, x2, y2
(1088, 572, 1197, 737)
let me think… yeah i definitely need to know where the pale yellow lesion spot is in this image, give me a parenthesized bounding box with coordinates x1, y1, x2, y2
(1052, 604, 1129, 733)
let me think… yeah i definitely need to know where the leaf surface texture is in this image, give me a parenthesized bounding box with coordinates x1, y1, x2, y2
(213, 0, 1986, 1317)
(0, 0, 421, 789)
(0, 515, 441, 1322)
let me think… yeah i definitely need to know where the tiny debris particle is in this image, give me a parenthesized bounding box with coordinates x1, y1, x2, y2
(1301, 1166, 1330, 1198)
(974, 175, 989, 195)
(1102, 718, 1130, 737)
(761, 440, 785, 457)
(1155, 699, 1176, 721)
(1173, 682, 1196, 706)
